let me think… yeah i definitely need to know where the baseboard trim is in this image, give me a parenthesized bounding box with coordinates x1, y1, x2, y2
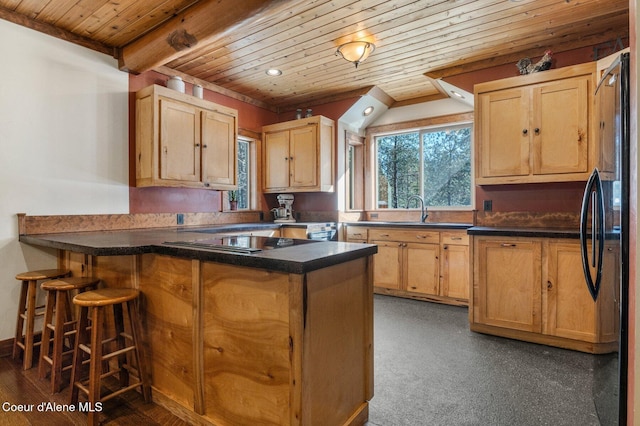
(0, 338, 13, 358)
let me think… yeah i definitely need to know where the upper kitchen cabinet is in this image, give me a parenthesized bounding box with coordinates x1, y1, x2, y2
(135, 85, 238, 190)
(262, 115, 335, 193)
(475, 62, 597, 185)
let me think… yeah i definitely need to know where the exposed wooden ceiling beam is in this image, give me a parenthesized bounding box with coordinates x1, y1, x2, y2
(119, 0, 299, 73)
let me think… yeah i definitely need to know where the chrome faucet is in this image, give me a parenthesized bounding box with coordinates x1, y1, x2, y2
(406, 195, 428, 223)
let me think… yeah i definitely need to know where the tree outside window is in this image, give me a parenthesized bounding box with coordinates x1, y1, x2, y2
(236, 139, 250, 209)
(376, 124, 472, 209)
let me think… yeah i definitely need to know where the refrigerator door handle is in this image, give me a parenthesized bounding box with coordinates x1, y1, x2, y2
(580, 168, 605, 301)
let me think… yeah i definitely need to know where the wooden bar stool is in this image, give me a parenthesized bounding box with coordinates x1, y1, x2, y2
(70, 288, 150, 425)
(38, 277, 101, 393)
(13, 268, 70, 370)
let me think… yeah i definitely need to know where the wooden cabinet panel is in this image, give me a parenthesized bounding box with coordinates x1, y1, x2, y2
(405, 242, 439, 295)
(532, 78, 588, 175)
(160, 98, 200, 182)
(202, 110, 237, 187)
(345, 226, 368, 242)
(366, 226, 469, 305)
(201, 262, 290, 425)
(371, 241, 402, 290)
(369, 228, 439, 244)
(472, 236, 619, 353)
(441, 244, 469, 300)
(262, 116, 334, 193)
(264, 130, 290, 190)
(475, 62, 596, 185)
(545, 242, 596, 341)
(138, 255, 195, 411)
(136, 84, 238, 190)
(289, 125, 317, 188)
(281, 227, 307, 239)
(478, 88, 530, 178)
(477, 239, 542, 332)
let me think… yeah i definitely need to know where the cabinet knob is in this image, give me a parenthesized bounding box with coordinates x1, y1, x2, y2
(195, 143, 200, 147)
(500, 243, 516, 247)
(284, 157, 288, 161)
(202, 144, 208, 148)
(534, 128, 540, 134)
(289, 156, 294, 160)
(522, 129, 528, 135)
(547, 280, 553, 290)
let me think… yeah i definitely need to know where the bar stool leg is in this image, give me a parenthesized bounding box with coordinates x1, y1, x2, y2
(38, 290, 56, 381)
(88, 306, 103, 426)
(12, 281, 28, 361)
(70, 304, 89, 406)
(50, 289, 71, 393)
(23, 280, 38, 370)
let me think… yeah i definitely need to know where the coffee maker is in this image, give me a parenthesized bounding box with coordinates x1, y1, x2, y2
(271, 194, 295, 223)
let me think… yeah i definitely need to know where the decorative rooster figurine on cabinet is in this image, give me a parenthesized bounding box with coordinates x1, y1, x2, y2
(516, 50, 553, 75)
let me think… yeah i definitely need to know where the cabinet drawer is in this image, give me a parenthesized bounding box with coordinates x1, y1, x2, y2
(346, 227, 368, 241)
(441, 232, 469, 246)
(369, 228, 439, 244)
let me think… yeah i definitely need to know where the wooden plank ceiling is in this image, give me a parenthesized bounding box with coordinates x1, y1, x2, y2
(0, 0, 629, 111)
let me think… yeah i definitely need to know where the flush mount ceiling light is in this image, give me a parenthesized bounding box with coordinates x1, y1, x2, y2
(265, 68, 282, 76)
(450, 90, 465, 99)
(363, 106, 375, 116)
(336, 41, 375, 68)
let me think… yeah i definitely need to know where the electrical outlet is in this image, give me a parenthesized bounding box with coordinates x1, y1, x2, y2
(370, 213, 379, 218)
(176, 213, 184, 225)
(483, 200, 492, 212)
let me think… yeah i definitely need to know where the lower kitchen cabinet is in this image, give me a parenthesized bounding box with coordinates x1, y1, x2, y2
(346, 225, 470, 306)
(371, 241, 402, 290)
(475, 238, 542, 333)
(471, 235, 618, 353)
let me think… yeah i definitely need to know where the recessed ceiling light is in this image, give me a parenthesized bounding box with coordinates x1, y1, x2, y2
(450, 90, 465, 99)
(266, 68, 282, 76)
(363, 106, 375, 116)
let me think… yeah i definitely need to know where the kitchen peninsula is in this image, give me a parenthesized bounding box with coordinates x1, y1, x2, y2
(18, 217, 376, 426)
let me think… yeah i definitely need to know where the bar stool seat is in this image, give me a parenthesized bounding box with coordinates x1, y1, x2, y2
(38, 277, 101, 393)
(13, 268, 70, 370)
(70, 288, 150, 425)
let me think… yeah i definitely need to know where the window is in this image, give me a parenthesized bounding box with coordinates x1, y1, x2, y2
(375, 123, 472, 209)
(227, 136, 256, 210)
(346, 131, 365, 210)
(236, 139, 250, 209)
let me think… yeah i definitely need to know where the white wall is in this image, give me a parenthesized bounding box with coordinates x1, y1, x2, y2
(0, 19, 129, 340)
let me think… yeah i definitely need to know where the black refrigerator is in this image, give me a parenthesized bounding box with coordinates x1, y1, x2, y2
(579, 52, 629, 425)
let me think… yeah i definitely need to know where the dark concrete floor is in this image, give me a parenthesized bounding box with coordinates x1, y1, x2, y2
(367, 295, 603, 426)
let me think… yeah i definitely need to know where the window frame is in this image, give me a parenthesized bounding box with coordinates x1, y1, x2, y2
(369, 118, 474, 212)
(224, 135, 258, 211)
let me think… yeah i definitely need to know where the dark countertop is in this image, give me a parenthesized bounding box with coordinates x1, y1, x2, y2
(467, 226, 620, 240)
(344, 221, 472, 230)
(19, 224, 375, 275)
(466, 226, 580, 238)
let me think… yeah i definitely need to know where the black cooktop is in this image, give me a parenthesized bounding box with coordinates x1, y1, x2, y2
(163, 235, 318, 254)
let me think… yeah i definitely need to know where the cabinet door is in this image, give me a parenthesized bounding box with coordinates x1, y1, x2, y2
(478, 88, 530, 178)
(545, 242, 597, 341)
(441, 244, 469, 300)
(160, 98, 200, 182)
(201, 110, 237, 187)
(289, 125, 317, 188)
(477, 239, 542, 332)
(405, 243, 439, 295)
(372, 241, 402, 290)
(264, 131, 290, 190)
(532, 77, 589, 175)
